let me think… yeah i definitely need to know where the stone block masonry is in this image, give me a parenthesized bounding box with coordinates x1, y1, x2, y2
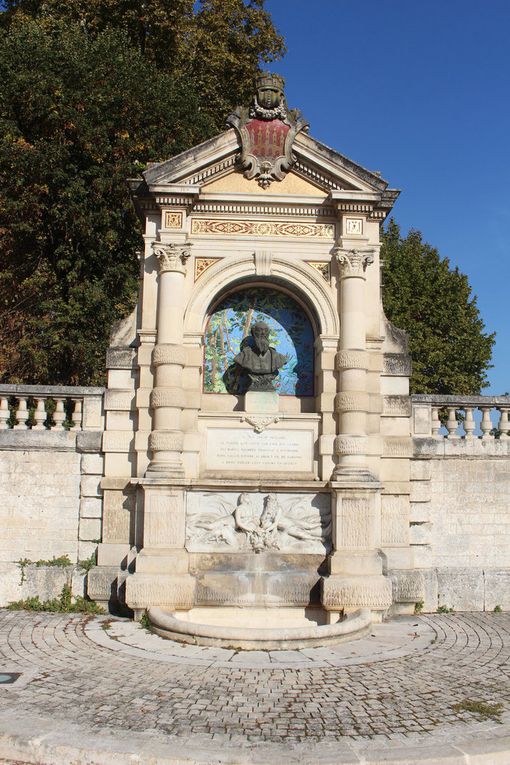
(0, 386, 104, 606)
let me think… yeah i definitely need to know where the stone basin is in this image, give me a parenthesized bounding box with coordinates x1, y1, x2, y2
(147, 606, 372, 650)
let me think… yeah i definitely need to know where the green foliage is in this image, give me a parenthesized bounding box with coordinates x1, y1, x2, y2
(139, 612, 151, 630)
(7, 583, 104, 613)
(77, 552, 97, 572)
(453, 699, 503, 721)
(17, 554, 72, 584)
(382, 220, 495, 394)
(34, 555, 72, 567)
(437, 604, 455, 614)
(494, 605, 503, 613)
(0, 3, 283, 384)
(414, 600, 424, 614)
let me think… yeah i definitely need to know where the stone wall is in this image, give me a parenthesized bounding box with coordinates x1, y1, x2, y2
(0, 387, 104, 606)
(408, 396, 510, 613)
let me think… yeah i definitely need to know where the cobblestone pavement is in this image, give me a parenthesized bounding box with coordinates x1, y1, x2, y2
(1, 610, 510, 764)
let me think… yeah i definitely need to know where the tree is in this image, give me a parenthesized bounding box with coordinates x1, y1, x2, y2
(0, 2, 284, 384)
(381, 220, 494, 394)
(0, 0, 285, 131)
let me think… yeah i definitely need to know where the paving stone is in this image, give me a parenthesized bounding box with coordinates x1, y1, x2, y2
(1, 612, 510, 763)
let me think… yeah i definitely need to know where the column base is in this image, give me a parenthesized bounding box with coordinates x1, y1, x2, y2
(332, 467, 379, 485)
(145, 462, 185, 478)
(322, 574, 392, 620)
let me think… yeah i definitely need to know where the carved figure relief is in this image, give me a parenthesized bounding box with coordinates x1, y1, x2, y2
(186, 492, 331, 554)
(227, 72, 309, 188)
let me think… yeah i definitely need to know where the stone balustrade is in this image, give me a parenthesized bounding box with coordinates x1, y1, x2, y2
(0, 385, 104, 432)
(412, 394, 510, 439)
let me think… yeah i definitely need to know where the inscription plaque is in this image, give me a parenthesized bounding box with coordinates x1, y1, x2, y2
(206, 427, 314, 473)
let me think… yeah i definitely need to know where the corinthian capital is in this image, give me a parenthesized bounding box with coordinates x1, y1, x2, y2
(153, 242, 192, 274)
(335, 248, 374, 277)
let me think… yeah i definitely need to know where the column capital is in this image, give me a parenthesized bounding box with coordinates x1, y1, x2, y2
(334, 248, 374, 277)
(153, 242, 192, 274)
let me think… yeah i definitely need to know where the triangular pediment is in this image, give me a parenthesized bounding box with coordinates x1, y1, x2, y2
(142, 128, 397, 202)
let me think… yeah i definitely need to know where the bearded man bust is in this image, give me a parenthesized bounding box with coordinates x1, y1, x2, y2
(234, 321, 287, 392)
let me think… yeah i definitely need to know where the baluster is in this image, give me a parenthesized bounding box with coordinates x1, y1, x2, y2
(32, 398, 47, 430)
(480, 406, 492, 439)
(431, 406, 441, 437)
(70, 398, 82, 431)
(0, 398, 9, 429)
(463, 407, 476, 439)
(498, 407, 510, 440)
(446, 407, 459, 438)
(53, 398, 66, 430)
(13, 396, 29, 429)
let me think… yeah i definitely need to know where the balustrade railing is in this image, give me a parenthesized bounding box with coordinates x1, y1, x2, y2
(412, 395, 510, 439)
(0, 385, 104, 432)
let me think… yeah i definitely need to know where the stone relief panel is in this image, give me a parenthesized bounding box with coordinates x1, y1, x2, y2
(186, 492, 331, 554)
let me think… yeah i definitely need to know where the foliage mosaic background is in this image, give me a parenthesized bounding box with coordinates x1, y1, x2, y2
(204, 287, 314, 395)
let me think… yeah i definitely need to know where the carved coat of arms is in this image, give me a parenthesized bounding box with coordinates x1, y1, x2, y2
(227, 72, 309, 189)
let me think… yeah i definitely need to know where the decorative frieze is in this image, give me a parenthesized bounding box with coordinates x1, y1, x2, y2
(192, 201, 336, 218)
(191, 218, 335, 239)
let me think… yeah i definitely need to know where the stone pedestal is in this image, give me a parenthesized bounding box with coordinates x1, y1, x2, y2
(125, 482, 196, 615)
(322, 484, 392, 621)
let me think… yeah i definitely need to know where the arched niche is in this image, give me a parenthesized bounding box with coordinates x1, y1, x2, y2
(184, 253, 339, 339)
(204, 285, 316, 396)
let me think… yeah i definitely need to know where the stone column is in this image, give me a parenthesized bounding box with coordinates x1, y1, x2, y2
(322, 248, 392, 622)
(147, 242, 191, 476)
(334, 248, 373, 479)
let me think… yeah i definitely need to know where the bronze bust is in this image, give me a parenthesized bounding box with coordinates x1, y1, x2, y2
(235, 321, 287, 392)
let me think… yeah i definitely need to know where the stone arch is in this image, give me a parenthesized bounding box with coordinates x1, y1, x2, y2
(184, 253, 339, 339)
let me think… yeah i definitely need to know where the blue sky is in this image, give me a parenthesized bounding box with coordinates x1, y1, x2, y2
(266, 0, 510, 394)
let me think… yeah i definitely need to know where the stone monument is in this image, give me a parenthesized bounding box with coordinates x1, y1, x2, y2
(89, 72, 420, 644)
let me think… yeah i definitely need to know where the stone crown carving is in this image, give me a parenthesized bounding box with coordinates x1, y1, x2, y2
(153, 242, 192, 274)
(226, 72, 308, 189)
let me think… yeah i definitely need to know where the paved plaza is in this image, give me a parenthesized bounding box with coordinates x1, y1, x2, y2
(0, 610, 510, 764)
